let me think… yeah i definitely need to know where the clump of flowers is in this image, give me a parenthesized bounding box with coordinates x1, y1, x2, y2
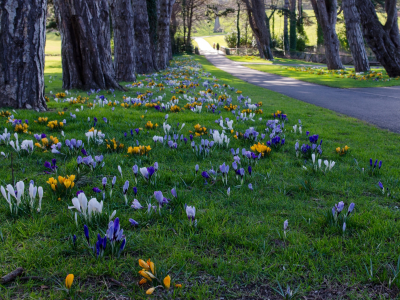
(329, 201, 355, 233)
(105, 138, 124, 152)
(250, 143, 271, 157)
(127, 145, 151, 156)
(56, 92, 66, 98)
(170, 105, 181, 113)
(9, 133, 34, 154)
(14, 122, 29, 133)
(85, 128, 105, 145)
(1, 180, 44, 214)
(336, 145, 350, 156)
(145, 121, 158, 129)
(77, 154, 104, 171)
(138, 259, 181, 295)
(193, 123, 207, 136)
(34, 117, 48, 124)
(68, 192, 110, 224)
(34, 134, 61, 152)
(0, 110, 12, 118)
(47, 120, 64, 130)
(47, 175, 76, 194)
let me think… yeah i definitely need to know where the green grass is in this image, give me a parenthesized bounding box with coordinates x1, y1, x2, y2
(226, 55, 324, 65)
(202, 35, 228, 48)
(1, 55, 400, 299)
(45, 32, 61, 56)
(244, 64, 400, 88)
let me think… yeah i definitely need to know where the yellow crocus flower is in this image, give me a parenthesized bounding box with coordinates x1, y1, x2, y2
(65, 274, 74, 289)
(163, 275, 171, 289)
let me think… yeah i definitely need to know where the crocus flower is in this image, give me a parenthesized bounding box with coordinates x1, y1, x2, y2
(343, 222, 346, 233)
(248, 183, 253, 190)
(227, 187, 230, 196)
(171, 188, 177, 198)
(195, 164, 199, 174)
(378, 181, 384, 190)
(248, 166, 252, 176)
(103, 117, 107, 123)
(92, 187, 101, 193)
(84, 224, 90, 245)
(348, 202, 355, 213)
(129, 219, 139, 226)
(284, 220, 288, 231)
(133, 186, 138, 196)
(131, 199, 143, 209)
(201, 171, 210, 179)
(112, 176, 116, 188)
(379, 161, 382, 169)
(186, 205, 196, 222)
(102, 177, 107, 189)
(118, 165, 122, 178)
(65, 274, 74, 290)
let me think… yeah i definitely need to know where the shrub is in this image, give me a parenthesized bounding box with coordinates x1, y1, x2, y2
(225, 31, 238, 48)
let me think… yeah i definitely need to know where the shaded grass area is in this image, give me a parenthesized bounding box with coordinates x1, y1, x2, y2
(244, 64, 400, 88)
(0, 55, 400, 299)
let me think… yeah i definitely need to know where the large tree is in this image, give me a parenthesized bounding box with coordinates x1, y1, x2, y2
(109, 0, 136, 82)
(0, 0, 47, 111)
(54, 0, 122, 90)
(355, 0, 400, 77)
(284, 0, 290, 53)
(342, 0, 370, 72)
(243, 0, 273, 59)
(157, 0, 176, 70)
(133, 0, 155, 74)
(310, 0, 343, 69)
(289, 0, 297, 51)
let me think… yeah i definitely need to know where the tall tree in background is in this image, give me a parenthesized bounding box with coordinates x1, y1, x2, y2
(236, 1, 241, 48)
(0, 0, 47, 110)
(133, 0, 155, 74)
(342, 0, 369, 72)
(157, 0, 176, 69)
(109, 0, 136, 82)
(181, 0, 206, 51)
(54, 0, 122, 90)
(310, 0, 343, 69)
(289, 0, 297, 51)
(284, 0, 289, 52)
(170, 2, 180, 57)
(243, 0, 273, 59)
(355, 0, 400, 77)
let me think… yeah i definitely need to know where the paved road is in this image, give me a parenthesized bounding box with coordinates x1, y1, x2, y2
(194, 37, 400, 133)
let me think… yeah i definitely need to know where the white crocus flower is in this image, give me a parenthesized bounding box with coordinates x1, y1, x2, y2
(318, 159, 322, 169)
(88, 198, 103, 221)
(118, 165, 122, 178)
(37, 187, 43, 212)
(186, 205, 196, 222)
(312, 153, 315, 164)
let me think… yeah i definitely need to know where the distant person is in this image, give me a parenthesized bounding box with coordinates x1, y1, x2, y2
(213, 43, 216, 50)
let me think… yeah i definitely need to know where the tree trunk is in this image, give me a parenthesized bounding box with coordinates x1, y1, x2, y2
(109, 0, 136, 82)
(54, 0, 122, 90)
(0, 0, 47, 111)
(133, 0, 154, 74)
(354, 0, 400, 77)
(243, 0, 273, 59)
(186, 3, 194, 51)
(147, 0, 159, 70)
(284, 0, 289, 52)
(289, 0, 296, 51)
(310, 0, 343, 69)
(342, 0, 370, 72)
(236, 1, 241, 48)
(169, 2, 179, 59)
(157, 0, 175, 70)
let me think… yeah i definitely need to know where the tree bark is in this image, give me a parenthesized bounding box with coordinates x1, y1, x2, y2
(243, 0, 273, 59)
(284, 0, 289, 52)
(310, 0, 343, 69)
(342, 0, 370, 72)
(236, 1, 241, 48)
(133, 0, 154, 74)
(157, 0, 175, 70)
(54, 0, 122, 90)
(289, 0, 297, 51)
(109, 0, 136, 82)
(147, 0, 159, 70)
(354, 0, 400, 77)
(0, 0, 47, 111)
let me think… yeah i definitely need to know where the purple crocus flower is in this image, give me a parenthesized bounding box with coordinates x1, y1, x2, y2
(201, 171, 210, 179)
(73, 234, 77, 246)
(370, 158, 373, 167)
(374, 159, 378, 168)
(147, 166, 155, 178)
(184, 137, 188, 144)
(120, 239, 126, 251)
(378, 181, 384, 190)
(112, 176, 117, 188)
(133, 186, 137, 196)
(84, 225, 90, 245)
(379, 161, 382, 169)
(124, 132, 127, 138)
(103, 117, 107, 123)
(102, 177, 107, 189)
(171, 188, 177, 198)
(190, 134, 193, 141)
(44, 161, 51, 169)
(248, 183, 253, 190)
(335, 201, 345, 213)
(130, 129, 133, 136)
(135, 128, 139, 135)
(129, 219, 139, 226)
(81, 148, 88, 156)
(93, 187, 101, 193)
(123, 181, 129, 195)
(77, 190, 84, 196)
(132, 165, 138, 177)
(348, 203, 355, 213)
(248, 166, 252, 176)
(195, 164, 199, 174)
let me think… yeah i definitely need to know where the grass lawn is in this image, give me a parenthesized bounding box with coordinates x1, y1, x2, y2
(1, 54, 400, 299)
(202, 35, 228, 48)
(226, 55, 324, 66)
(244, 64, 400, 88)
(45, 32, 62, 56)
